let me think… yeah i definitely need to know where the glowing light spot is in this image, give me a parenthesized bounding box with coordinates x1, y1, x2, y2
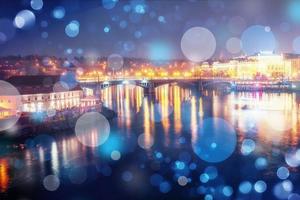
(158, 16, 166, 23)
(192, 118, 237, 163)
(31, 0, 43, 10)
(65, 20, 80, 38)
(239, 181, 252, 194)
(223, 186, 233, 197)
(181, 27, 216, 62)
(137, 133, 154, 149)
(274, 180, 293, 199)
(177, 176, 188, 186)
(265, 26, 271, 32)
(255, 157, 268, 170)
(254, 180, 267, 193)
(75, 112, 110, 147)
(104, 26, 110, 33)
(285, 149, 300, 167)
(135, 4, 146, 14)
(277, 167, 290, 180)
(200, 173, 209, 183)
(52, 6, 65, 19)
(111, 150, 121, 160)
(204, 194, 213, 200)
(241, 25, 277, 55)
(241, 139, 256, 155)
(43, 175, 60, 191)
(14, 10, 36, 29)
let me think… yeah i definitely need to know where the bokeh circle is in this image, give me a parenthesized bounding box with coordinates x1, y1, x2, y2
(192, 118, 237, 163)
(181, 27, 216, 62)
(75, 112, 110, 147)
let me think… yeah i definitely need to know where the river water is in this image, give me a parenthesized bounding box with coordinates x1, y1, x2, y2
(1, 84, 300, 199)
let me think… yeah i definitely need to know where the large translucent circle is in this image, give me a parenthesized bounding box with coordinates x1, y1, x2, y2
(241, 25, 276, 55)
(75, 112, 110, 147)
(14, 10, 35, 29)
(0, 81, 22, 131)
(107, 54, 124, 70)
(181, 27, 216, 62)
(192, 118, 237, 163)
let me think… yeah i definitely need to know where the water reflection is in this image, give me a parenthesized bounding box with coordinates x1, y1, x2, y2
(0, 160, 9, 193)
(0, 85, 300, 194)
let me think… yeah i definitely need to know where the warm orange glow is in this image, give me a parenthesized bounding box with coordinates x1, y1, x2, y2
(0, 159, 9, 193)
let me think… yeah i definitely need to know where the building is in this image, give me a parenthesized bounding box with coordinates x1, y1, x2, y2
(5, 75, 83, 113)
(209, 52, 300, 80)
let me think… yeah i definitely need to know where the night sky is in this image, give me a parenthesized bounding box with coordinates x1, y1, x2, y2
(1, 0, 300, 60)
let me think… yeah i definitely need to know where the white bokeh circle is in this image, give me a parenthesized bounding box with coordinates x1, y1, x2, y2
(0, 80, 22, 131)
(107, 54, 124, 71)
(43, 175, 60, 191)
(75, 112, 110, 147)
(137, 133, 154, 149)
(181, 27, 216, 62)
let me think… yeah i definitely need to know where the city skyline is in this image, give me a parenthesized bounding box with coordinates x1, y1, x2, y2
(2, 1, 300, 200)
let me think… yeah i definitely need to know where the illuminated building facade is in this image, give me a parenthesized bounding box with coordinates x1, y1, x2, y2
(5, 76, 83, 113)
(211, 52, 300, 80)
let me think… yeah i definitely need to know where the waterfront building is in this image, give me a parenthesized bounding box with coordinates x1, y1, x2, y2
(4, 75, 83, 113)
(211, 52, 300, 80)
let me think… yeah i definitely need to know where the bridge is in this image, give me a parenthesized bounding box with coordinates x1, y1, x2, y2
(78, 76, 296, 95)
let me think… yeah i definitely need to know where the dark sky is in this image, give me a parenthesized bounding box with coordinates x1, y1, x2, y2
(0, 0, 300, 60)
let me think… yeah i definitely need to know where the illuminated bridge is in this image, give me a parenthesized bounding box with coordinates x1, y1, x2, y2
(78, 76, 296, 95)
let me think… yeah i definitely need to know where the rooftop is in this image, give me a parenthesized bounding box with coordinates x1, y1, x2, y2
(6, 75, 82, 95)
